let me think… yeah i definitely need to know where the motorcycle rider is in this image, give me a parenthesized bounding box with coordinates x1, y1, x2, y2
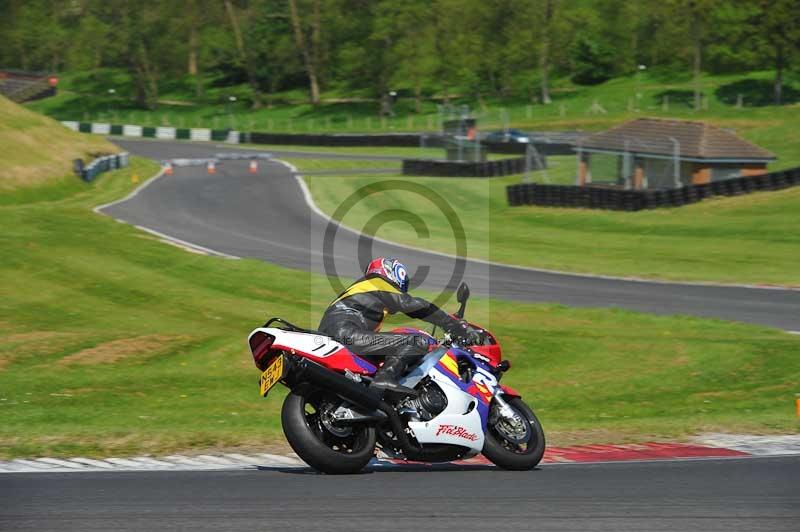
(319, 257, 482, 395)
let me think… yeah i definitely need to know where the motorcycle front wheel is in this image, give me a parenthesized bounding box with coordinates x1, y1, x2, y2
(281, 387, 376, 474)
(482, 396, 545, 471)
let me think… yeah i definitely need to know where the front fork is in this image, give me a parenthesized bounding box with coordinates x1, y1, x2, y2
(490, 388, 517, 421)
(488, 388, 527, 434)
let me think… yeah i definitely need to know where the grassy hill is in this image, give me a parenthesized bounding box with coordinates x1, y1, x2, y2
(0, 94, 117, 192)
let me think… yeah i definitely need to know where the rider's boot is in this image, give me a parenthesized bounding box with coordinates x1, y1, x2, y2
(370, 356, 417, 398)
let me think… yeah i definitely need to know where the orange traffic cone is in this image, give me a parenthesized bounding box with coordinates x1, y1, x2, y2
(208, 161, 216, 174)
(164, 162, 173, 175)
(249, 160, 258, 174)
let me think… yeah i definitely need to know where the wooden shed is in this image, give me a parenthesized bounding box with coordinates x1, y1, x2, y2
(576, 118, 776, 189)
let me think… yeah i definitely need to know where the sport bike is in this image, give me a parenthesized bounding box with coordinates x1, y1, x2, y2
(247, 282, 545, 474)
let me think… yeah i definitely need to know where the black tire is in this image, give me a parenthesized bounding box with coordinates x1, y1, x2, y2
(482, 397, 545, 471)
(281, 388, 376, 474)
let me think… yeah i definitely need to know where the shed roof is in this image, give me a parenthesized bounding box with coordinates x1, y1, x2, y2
(579, 118, 775, 161)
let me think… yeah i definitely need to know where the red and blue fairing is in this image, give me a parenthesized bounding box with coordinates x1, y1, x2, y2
(431, 347, 499, 429)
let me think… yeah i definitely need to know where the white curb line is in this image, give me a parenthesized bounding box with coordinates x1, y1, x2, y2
(695, 433, 800, 456)
(2, 435, 797, 474)
(0, 453, 304, 474)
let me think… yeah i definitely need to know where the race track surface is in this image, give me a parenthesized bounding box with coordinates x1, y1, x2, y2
(2, 457, 798, 531)
(104, 139, 800, 330)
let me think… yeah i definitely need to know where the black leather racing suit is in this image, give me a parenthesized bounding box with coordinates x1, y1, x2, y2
(318, 275, 467, 380)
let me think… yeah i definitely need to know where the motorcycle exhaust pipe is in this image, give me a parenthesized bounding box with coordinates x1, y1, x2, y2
(293, 357, 383, 410)
(292, 357, 423, 454)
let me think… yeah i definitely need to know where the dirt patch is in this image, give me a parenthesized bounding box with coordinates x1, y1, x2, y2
(59, 335, 185, 366)
(0, 331, 83, 371)
(4, 331, 74, 344)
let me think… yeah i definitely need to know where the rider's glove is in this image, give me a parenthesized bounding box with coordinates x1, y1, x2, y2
(463, 325, 483, 345)
(449, 320, 483, 345)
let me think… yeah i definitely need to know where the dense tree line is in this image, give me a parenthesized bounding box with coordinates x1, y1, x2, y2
(1, 0, 797, 109)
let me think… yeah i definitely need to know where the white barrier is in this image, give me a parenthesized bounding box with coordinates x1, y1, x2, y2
(70, 122, 238, 144)
(123, 125, 143, 137)
(156, 126, 176, 139)
(190, 128, 211, 141)
(91, 123, 111, 134)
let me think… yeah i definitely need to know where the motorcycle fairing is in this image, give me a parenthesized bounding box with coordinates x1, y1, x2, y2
(248, 327, 377, 375)
(434, 349, 492, 423)
(407, 368, 486, 452)
(404, 347, 502, 452)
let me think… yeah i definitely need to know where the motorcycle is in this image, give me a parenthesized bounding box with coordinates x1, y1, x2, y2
(247, 282, 545, 474)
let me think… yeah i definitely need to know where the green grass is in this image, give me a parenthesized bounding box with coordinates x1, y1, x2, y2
(300, 166, 800, 285)
(0, 156, 798, 459)
(278, 153, 517, 175)
(282, 158, 400, 173)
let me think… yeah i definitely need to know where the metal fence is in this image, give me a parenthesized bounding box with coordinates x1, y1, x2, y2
(575, 133, 690, 190)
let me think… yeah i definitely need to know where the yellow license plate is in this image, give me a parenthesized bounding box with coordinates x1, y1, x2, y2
(259, 355, 284, 397)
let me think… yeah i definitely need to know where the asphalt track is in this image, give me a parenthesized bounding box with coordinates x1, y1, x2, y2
(104, 138, 800, 330)
(2, 456, 798, 531)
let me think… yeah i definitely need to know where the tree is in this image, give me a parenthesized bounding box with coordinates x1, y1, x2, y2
(224, 0, 264, 108)
(5, 0, 70, 71)
(246, 0, 302, 108)
(1, 0, 795, 114)
(97, 0, 184, 110)
(538, 0, 556, 104)
(571, 36, 617, 85)
(382, 0, 436, 113)
(748, 0, 800, 105)
(688, 0, 716, 110)
(288, 0, 323, 106)
(423, 0, 485, 106)
(476, 0, 524, 100)
(183, 0, 212, 98)
(645, 0, 718, 110)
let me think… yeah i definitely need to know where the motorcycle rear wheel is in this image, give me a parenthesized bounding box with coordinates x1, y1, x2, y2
(281, 387, 376, 474)
(482, 397, 545, 471)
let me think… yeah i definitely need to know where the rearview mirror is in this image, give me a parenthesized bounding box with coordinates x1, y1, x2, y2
(455, 282, 470, 319)
(456, 282, 470, 304)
